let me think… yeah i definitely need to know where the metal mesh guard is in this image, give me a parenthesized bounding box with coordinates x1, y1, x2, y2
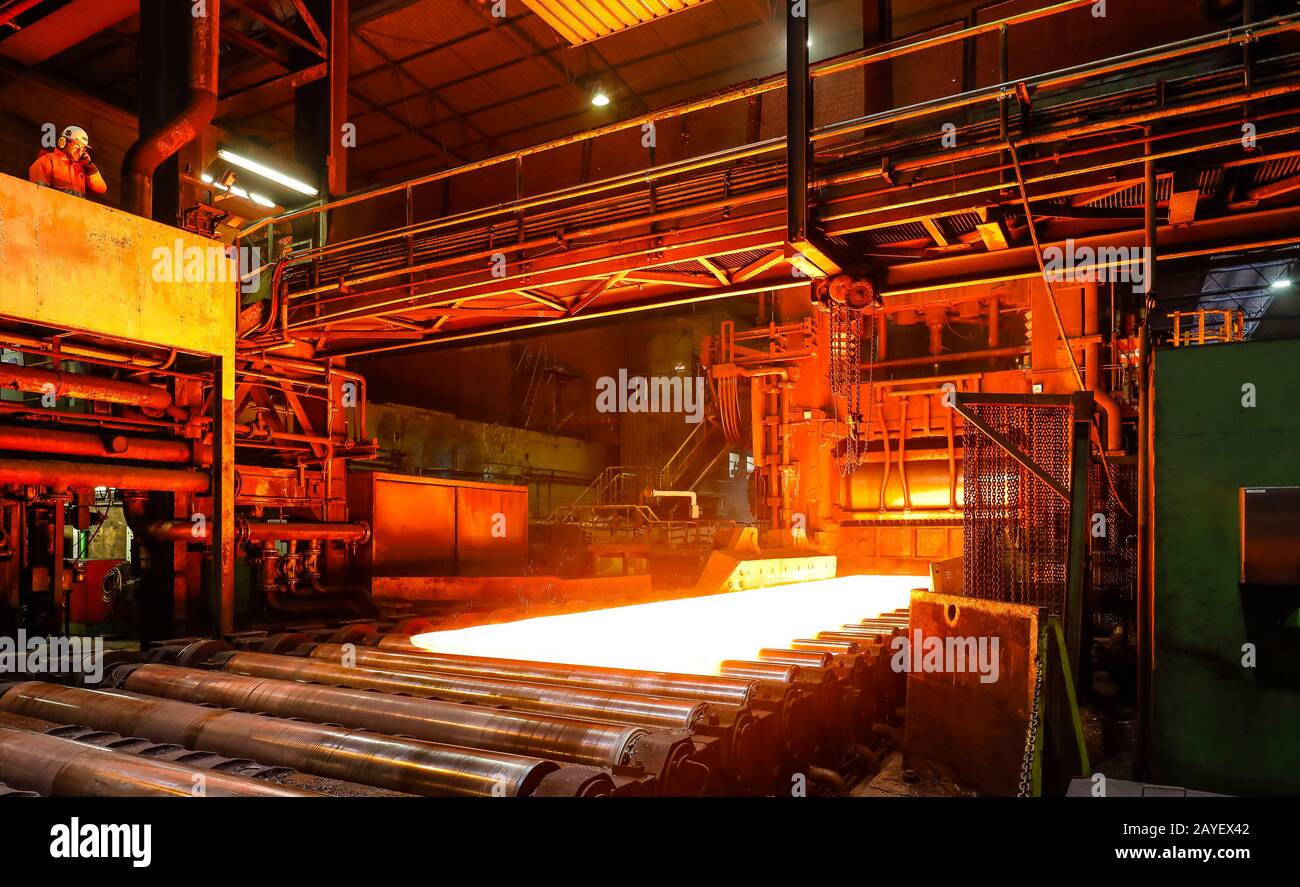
(961, 399, 1072, 613)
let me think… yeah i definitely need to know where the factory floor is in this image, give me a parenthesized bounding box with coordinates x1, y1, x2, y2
(1080, 650, 1140, 783)
(853, 752, 974, 797)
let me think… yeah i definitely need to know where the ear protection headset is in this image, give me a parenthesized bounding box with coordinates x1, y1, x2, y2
(57, 126, 89, 152)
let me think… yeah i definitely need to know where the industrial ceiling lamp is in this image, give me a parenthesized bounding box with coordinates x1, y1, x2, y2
(216, 148, 319, 197)
(1271, 261, 1295, 289)
(201, 172, 277, 209)
(589, 81, 611, 107)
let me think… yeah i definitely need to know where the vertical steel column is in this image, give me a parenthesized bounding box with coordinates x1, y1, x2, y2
(861, 0, 892, 115)
(213, 358, 236, 635)
(1063, 391, 1094, 680)
(786, 0, 811, 249)
(1136, 124, 1158, 774)
(328, 0, 350, 198)
(295, 0, 334, 245)
(53, 495, 66, 635)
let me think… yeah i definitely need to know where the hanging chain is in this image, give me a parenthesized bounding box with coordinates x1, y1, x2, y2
(829, 305, 844, 462)
(1016, 627, 1048, 797)
(862, 308, 877, 465)
(829, 304, 868, 475)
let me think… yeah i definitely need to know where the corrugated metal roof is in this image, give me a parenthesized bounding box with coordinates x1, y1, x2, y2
(521, 0, 711, 45)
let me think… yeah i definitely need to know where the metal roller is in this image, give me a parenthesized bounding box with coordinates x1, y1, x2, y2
(376, 633, 426, 650)
(309, 641, 759, 706)
(217, 651, 713, 730)
(720, 661, 801, 684)
(816, 630, 894, 642)
(0, 725, 318, 797)
(757, 648, 832, 668)
(113, 663, 645, 769)
(0, 681, 562, 798)
(791, 639, 862, 654)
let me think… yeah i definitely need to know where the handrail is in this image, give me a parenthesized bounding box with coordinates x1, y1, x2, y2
(237, 9, 1300, 361)
(239, 0, 1098, 239)
(245, 11, 1300, 300)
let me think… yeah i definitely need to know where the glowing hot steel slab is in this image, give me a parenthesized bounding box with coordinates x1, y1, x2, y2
(410, 574, 926, 675)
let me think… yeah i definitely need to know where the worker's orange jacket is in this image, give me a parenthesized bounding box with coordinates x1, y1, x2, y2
(29, 149, 108, 198)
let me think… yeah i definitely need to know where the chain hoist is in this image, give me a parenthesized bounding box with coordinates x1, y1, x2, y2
(822, 273, 879, 476)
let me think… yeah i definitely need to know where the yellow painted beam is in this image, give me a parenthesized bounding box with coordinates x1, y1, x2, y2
(0, 173, 236, 397)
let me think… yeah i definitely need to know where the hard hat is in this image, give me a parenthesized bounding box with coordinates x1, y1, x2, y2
(60, 125, 90, 148)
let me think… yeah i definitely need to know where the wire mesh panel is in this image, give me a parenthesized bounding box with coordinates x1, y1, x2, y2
(961, 397, 1073, 614)
(1089, 459, 1138, 632)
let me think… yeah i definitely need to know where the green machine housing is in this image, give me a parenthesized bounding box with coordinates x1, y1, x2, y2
(1154, 338, 1300, 794)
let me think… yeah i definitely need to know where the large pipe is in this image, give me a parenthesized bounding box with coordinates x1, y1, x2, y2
(0, 725, 317, 797)
(1083, 282, 1124, 452)
(0, 681, 559, 797)
(0, 425, 196, 463)
(0, 364, 174, 411)
(112, 663, 646, 770)
(0, 458, 209, 493)
(319, 641, 758, 705)
(217, 651, 713, 730)
(238, 519, 370, 543)
(122, 0, 221, 217)
(649, 489, 699, 519)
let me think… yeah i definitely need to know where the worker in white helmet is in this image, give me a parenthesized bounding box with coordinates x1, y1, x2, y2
(29, 125, 108, 199)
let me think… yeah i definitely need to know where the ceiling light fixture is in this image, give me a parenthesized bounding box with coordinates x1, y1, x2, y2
(216, 149, 319, 197)
(202, 173, 277, 209)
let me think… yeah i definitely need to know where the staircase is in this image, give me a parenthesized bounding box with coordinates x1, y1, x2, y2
(660, 421, 732, 492)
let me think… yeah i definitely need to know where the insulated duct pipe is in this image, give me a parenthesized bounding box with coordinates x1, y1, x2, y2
(122, 0, 221, 218)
